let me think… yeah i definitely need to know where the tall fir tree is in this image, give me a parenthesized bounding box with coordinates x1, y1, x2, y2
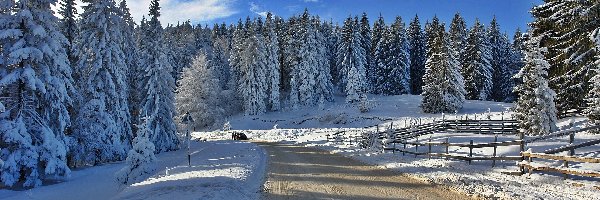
(448, 13, 467, 70)
(487, 17, 512, 102)
(513, 36, 558, 136)
(74, 0, 131, 164)
(0, 0, 74, 187)
(337, 17, 367, 103)
(421, 18, 465, 113)
(531, 0, 599, 115)
(118, 0, 141, 138)
(359, 13, 374, 91)
(407, 15, 427, 95)
(374, 16, 410, 95)
(139, 0, 179, 152)
(585, 29, 600, 132)
(58, 0, 78, 68)
(462, 19, 492, 101)
(264, 13, 281, 111)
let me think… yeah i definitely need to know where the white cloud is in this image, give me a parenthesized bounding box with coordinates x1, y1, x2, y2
(249, 2, 268, 17)
(53, 0, 237, 25)
(303, 0, 319, 2)
(130, 0, 238, 25)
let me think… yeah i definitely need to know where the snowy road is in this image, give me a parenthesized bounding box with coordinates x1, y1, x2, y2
(257, 142, 469, 200)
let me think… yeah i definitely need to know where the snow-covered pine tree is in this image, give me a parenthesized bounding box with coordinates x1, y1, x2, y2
(513, 35, 558, 136)
(585, 29, 600, 133)
(175, 53, 224, 129)
(118, 0, 141, 138)
(370, 14, 386, 95)
(116, 117, 156, 184)
(170, 21, 197, 82)
(238, 18, 268, 115)
(290, 10, 321, 106)
(487, 17, 512, 102)
(312, 17, 334, 103)
(58, 0, 78, 67)
(506, 28, 527, 103)
(448, 13, 467, 70)
(421, 18, 465, 113)
(462, 19, 492, 101)
(74, 0, 132, 164)
(407, 15, 427, 95)
(531, 0, 599, 115)
(374, 16, 410, 95)
(0, 0, 74, 187)
(338, 17, 367, 103)
(139, 0, 179, 152)
(264, 13, 281, 111)
(359, 13, 374, 91)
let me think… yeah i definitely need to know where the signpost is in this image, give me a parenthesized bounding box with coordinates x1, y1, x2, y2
(182, 112, 194, 167)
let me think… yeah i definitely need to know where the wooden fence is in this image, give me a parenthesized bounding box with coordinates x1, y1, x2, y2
(388, 136, 523, 167)
(519, 152, 600, 179)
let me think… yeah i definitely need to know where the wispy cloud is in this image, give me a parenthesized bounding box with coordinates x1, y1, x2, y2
(53, 0, 238, 25)
(130, 0, 238, 25)
(303, 0, 319, 2)
(249, 2, 268, 17)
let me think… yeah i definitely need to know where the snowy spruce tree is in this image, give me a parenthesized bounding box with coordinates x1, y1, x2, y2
(337, 17, 367, 103)
(374, 16, 410, 95)
(448, 13, 467, 70)
(73, 0, 132, 164)
(238, 18, 268, 115)
(462, 19, 492, 101)
(513, 37, 558, 136)
(0, 0, 74, 187)
(421, 18, 465, 113)
(175, 53, 224, 130)
(139, 0, 179, 152)
(407, 15, 427, 95)
(359, 13, 374, 91)
(118, 0, 141, 136)
(585, 29, 600, 133)
(58, 0, 78, 66)
(116, 117, 156, 184)
(264, 13, 281, 111)
(487, 17, 513, 102)
(530, 0, 599, 114)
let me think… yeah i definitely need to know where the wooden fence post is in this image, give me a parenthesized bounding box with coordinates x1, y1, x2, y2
(492, 135, 498, 168)
(445, 137, 449, 160)
(564, 133, 575, 179)
(415, 136, 419, 158)
(428, 136, 432, 159)
(403, 142, 406, 156)
(519, 130, 525, 174)
(469, 140, 473, 165)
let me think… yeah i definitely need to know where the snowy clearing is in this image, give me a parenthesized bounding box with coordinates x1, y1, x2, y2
(199, 95, 600, 200)
(0, 140, 266, 200)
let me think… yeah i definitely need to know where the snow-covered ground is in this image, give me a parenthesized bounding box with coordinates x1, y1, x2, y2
(0, 140, 266, 200)
(201, 95, 600, 200)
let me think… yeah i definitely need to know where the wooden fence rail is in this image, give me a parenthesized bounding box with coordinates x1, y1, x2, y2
(520, 152, 600, 179)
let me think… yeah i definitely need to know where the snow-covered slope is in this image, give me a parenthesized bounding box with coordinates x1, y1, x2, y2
(0, 141, 266, 200)
(224, 94, 512, 130)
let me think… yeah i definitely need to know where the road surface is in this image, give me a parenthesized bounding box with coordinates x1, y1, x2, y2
(256, 142, 471, 200)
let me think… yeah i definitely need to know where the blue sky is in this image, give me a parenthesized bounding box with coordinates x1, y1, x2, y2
(56, 0, 543, 36)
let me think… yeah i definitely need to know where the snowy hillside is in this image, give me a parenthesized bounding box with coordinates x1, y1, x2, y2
(222, 94, 512, 130)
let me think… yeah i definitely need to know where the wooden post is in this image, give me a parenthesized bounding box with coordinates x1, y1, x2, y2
(564, 133, 575, 179)
(428, 136, 432, 159)
(403, 142, 406, 156)
(469, 140, 473, 165)
(415, 136, 419, 158)
(492, 135, 498, 168)
(519, 130, 525, 174)
(445, 137, 449, 160)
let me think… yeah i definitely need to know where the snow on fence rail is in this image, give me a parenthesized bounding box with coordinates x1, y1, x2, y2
(391, 136, 524, 167)
(525, 125, 600, 143)
(519, 152, 600, 179)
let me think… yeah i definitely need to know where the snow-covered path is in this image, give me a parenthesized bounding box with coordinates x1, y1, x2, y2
(0, 140, 267, 200)
(257, 142, 468, 199)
